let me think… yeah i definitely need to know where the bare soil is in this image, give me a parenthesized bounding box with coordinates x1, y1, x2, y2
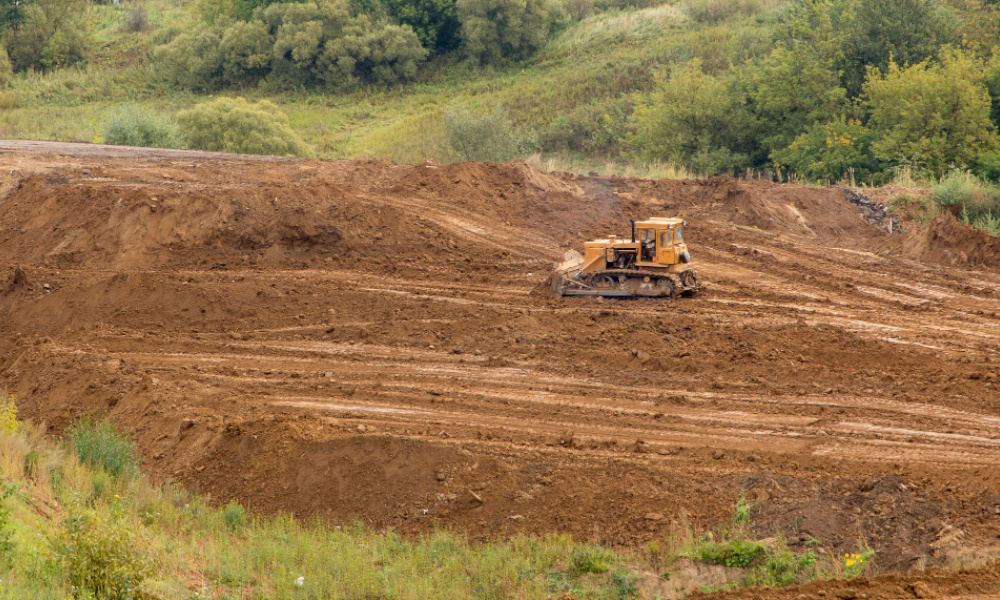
(2, 141, 1000, 598)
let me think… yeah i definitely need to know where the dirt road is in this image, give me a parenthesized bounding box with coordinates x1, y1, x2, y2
(1, 141, 999, 596)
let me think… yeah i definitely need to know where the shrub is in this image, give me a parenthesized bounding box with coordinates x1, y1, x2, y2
(102, 106, 182, 149)
(123, 4, 148, 33)
(933, 169, 979, 207)
(569, 547, 616, 575)
(773, 117, 879, 184)
(158, 0, 428, 91)
(66, 416, 140, 480)
(443, 104, 532, 162)
(222, 500, 247, 532)
(456, 0, 564, 64)
(0, 393, 17, 435)
(49, 509, 155, 600)
(177, 96, 313, 157)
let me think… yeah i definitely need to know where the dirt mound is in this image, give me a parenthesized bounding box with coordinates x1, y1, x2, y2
(903, 215, 1000, 269)
(4, 143, 1000, 584)
(0, 156, 890, 273)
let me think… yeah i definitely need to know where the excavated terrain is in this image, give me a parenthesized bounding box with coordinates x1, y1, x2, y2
(2, 141, 1000, 599)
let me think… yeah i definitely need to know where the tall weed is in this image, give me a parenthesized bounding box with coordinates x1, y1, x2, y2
(66, 416, 140, 480)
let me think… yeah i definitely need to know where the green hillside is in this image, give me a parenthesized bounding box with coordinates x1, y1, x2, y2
(1, 0, 1000, 183)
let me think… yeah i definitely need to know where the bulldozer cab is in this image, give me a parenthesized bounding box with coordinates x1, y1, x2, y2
(635, 218, 685, 267)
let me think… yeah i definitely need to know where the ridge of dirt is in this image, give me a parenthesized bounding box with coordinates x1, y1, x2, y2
(2, 142, 1000, 594)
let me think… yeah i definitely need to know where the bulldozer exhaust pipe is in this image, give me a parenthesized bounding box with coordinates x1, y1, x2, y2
(630, 219, 635, 243)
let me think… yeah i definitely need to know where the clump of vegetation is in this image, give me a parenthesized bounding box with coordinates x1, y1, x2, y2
(101, 105, 182, 149)
(177, 96, 313, 157)
(443, 104, 533, 162)
(66, 415, 140, 480)
(155, 0, 428, 91)
(49, 508, 156, 600)
(456, 0, 565, 64)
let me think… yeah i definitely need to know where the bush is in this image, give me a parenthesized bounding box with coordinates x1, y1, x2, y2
(123, 4, 148, 33)
(102, 106, 182, 149)
(0, 393, 17, 435)
(773, 117, 879, 184)
(569, 547, 616, 575)
(443, 104, 532, 162)
(177, 96, 313, 157)
(456, 0, 564, 64)
(933, 169, 980, 207)
(222, 500, 247, 532)
(157, 0, 428, 91)
(66, 416, 140, 480)
(49, 509, 155, 600)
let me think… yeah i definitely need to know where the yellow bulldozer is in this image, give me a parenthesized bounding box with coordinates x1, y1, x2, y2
(553, 217, 698, 298)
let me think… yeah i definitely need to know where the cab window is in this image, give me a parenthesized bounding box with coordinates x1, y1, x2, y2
(641, 228, 655, 242)
(660, 230, 672, 247)
(675, 227, 683, 242)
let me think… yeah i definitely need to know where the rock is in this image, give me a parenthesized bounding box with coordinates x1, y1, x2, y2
(644, 512, 664, 521)
(712, 449, 726, 460)
(180, 418, 196, 430)
(557, 432, 575, 448)
(834, 589, 857, 600)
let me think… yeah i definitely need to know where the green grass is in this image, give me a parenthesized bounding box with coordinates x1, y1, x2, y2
(0, 402, 889, 599)
(0, 414, 651, 600)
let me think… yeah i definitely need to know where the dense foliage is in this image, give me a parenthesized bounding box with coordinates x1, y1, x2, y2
(176, 97, 313, 156)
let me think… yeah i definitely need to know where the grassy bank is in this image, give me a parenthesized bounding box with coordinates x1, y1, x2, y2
(0, 392, 880, 599)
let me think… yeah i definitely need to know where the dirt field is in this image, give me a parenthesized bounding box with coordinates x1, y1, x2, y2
(2, 141, 1000, 598)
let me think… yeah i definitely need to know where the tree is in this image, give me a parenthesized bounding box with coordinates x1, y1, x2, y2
(839, 0, 958, 97)
(740, 43, 848, 163)
(456, 0, 563, 64)
(1, 0, 88, 72)
(630, 59, 748, 174)
(176, 97, 313, 157)
(153, 23, 225, 90)
(864, 48, 999, 176)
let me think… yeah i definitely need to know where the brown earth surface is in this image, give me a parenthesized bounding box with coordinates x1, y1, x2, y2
(2, 141, 1000, 598)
